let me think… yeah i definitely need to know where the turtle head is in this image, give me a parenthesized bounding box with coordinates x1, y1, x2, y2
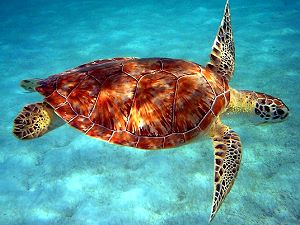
(228, 89, 289, 123)
(254, 94, 289, 122)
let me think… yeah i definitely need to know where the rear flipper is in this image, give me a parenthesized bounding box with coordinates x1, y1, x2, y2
(13, 102, 63, 139)
(20, 78, 41, 92)
(209, 120, 242, 221)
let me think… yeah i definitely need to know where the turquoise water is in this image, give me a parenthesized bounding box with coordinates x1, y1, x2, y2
(1, 0, 299, 224)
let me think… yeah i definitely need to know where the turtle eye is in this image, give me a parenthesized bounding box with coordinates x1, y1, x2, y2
(254, 98, 289, 122)
(275, 105, 289, 120)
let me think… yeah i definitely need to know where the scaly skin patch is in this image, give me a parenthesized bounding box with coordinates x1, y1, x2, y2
(228, 88, 257, 113)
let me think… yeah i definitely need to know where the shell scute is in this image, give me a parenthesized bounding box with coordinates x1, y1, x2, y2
(212, 94, 226, 116)
(122, 58, 162, 80)
(73, 57, 135, 72)
(109, 131, 138, 147)
(90, 73, 137, 130)
(55, 102, 77, 122)
(45, 90, 66, 108)
(36, 75, 60, 96)
(161, 59, 201, 78)
(69, 116, 94, 133)
(225, 90, 230, 104)
(67, 76, 100, 117)
(164, 133, 185, 148)
(57, 72, 86, 97)
(137, 136, 164, 149)
(89, 62, 123, 83)
(86, 124, 113, 140)
(199, 111, 216, 131)
(126, 71, 176, 136)
(184, 126, 202, 142)
(202, 68, 225, 96)
(173, 75, 214, 132)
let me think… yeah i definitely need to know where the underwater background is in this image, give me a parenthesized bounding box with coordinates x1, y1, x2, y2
(1, 0, 299, 224)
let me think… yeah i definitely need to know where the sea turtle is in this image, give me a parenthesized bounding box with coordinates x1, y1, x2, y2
(13, 0, 289, 221)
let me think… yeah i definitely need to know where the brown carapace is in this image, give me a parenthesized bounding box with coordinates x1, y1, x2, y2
(13, 0, 289, 222)
(35, 58, 229, 149)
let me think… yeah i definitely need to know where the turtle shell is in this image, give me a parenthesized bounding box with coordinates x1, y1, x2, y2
(36, 58, 230, 149)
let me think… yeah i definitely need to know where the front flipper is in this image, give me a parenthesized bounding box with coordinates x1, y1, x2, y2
(206, 0, 235, 81)
(209, 120, 242, 221)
